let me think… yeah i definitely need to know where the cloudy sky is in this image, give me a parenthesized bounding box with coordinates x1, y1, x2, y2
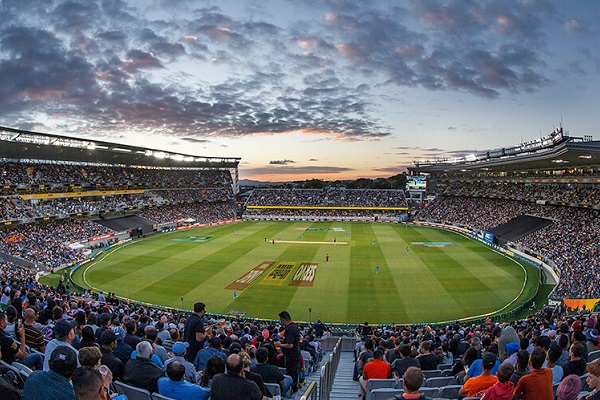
(1, 0, 599, 181)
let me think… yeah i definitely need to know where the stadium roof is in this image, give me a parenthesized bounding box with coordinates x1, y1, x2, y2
(408, 128, 600, 174)
(0, 126, 240, 168)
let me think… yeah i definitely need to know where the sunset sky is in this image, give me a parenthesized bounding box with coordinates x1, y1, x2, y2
(1, 1, 599, 181)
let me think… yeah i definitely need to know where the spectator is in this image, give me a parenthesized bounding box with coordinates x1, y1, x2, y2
(562, 341, 587, 378)
(22, 346, 78, 400)
(195, 336, 227, 372)
(274, 311, 302, 393)
(164, 341, 198, 384)
(183, 302, 210, 363)
(513, 347, 553, 400)
(417, 341, 440, 370)
(555, 374, 582, 400)
(481, 362, 514, 400)
(200, 355, 226, 388)
(0, 309, 43, 370)
(123, 340, 164, 393)
(100, 330, 124, 381)
(158, 360, 210, 400)
(359, 348, 391, 397)
(23, 308, 45, 352)
(251, 346, 293, 395)
(43, 319, 80, 371)
(210, 354, 263, 400)
(393, 367, 426, 400)
(584, 359, 600, 400)
(459, 352, 498, 398)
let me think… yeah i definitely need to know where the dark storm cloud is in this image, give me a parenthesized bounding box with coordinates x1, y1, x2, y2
(320, 0, 551, 97)
(0, 0, 558, 141)
(181, 137, 211, 143)
(269, 160, 296, 165)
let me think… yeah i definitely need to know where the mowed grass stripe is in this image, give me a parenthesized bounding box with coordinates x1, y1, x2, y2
(76, 222, 534, 324)
(408, 228, 511, 317)
(137, 223, 292, 306)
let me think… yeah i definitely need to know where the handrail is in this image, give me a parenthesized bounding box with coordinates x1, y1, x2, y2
(318, 338, 343, 400)
(300, 381, 318, 400)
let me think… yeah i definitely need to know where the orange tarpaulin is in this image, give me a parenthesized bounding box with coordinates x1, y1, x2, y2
(563, 299, 600, 311)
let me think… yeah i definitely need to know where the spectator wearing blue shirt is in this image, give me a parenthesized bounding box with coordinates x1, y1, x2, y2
(159, 361, 210, 400)
(194, 336, 227, 372)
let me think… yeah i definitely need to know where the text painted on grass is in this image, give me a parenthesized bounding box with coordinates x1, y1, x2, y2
(225, 261, 274, 290)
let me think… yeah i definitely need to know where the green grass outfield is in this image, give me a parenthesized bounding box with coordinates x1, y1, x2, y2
(68, 221, 539, 325)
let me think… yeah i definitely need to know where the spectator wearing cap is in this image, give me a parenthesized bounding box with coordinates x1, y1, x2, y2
(100, 329, 124, 380)
(22, 346, 78, 400)
(123, 340, 164, 393)
(586, 328, 599, 354)
(43, 319, 80, 371)
(394, 367, 426, 400)
(165, 341, 198, 383)
(112, 325, 134, 365)
(459, 352, 499, 397)
(466, 347, 501, 380)
(555, 374, 582, 400)
(481, 362, 514, 400)
(194, 336, 227, 372)
(503, 342, 520, 367)
(561, 341, 587, 378)
(158, 360, 210, 400)
(513, 347, 553, 400)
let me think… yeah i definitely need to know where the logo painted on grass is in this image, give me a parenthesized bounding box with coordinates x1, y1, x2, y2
(411, 242, 453, 247)
(262, 262, 296, 285)
(225, 261, 274, 290)
(171, 236, 215, 243)
(289, 263, 317, 287)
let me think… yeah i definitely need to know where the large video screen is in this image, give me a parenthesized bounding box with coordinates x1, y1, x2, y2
(406, 175, 427, 190)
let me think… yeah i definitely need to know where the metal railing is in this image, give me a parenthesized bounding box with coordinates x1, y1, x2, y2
(300, 381, 318, 400)
(318, 338, 343, 400)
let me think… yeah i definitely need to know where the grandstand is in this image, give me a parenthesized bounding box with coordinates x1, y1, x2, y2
(3, 125, 600, 400)
(410, 127, 600, 304)
(0, 125, 240, 269)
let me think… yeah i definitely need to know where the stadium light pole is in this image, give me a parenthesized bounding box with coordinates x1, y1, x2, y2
(309, 307, 312, 324)
(181, 296, 184, 310)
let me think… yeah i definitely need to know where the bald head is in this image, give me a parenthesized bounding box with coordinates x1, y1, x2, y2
(24, 308, 36, 322)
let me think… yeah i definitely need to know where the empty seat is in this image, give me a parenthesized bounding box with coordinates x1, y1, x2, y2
(423, 370, 442, 379)
(370, 388, 403, 400)
(426, 376, 456, 388)
(114, 381, 152, 400)
(436, 384, 463, 399)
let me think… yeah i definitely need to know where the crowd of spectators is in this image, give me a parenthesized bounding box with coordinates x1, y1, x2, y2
(245, 188, 408, 208)
(0, 261, 325, 399)
(436, 180, 600, 207)
(1, 189, 232, 223)
(418, 193, 600, 299)
(0, 161, 233, 191)
(0, 220, 113, 268)
(244, 208, 404, 219)
(140, 202, 236, 224)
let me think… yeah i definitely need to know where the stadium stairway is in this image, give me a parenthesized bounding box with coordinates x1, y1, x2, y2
(328, 351, 360, 399)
